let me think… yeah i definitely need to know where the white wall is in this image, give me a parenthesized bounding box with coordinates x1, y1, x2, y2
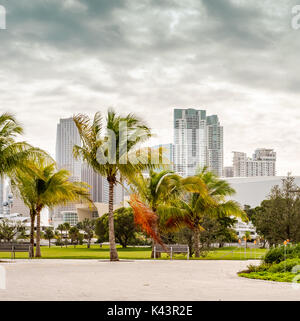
(226, 176, 300, 207)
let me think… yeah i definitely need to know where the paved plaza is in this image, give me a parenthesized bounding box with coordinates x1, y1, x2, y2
(0, 259, 299, 301)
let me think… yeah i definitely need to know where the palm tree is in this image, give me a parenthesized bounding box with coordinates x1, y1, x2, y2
(57, 224, 65, 248)
(63, 222, 70, 247)
(243, 231, 251, 248)
(11, 158, 91, 257)
(162, 168, 246, 257)
(44, 227, 54, 248)
(77, 218, 95, 248)
(130, 169, 183, 256)
(73, 110, 155, 261)
(69, 226, 80, 247)
(0, 113, 45, 176)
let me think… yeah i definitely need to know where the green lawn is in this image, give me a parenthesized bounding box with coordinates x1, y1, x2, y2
(0, 245, 267, 260)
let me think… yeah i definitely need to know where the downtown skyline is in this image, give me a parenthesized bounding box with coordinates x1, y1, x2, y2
(1, 1, 299, 175)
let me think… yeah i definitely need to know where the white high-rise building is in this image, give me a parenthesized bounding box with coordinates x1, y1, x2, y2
(56, 118, 81, 179)
(233, 149, 276, 177)
(53, 118, 82, 223)
(173, 108, 223, 177)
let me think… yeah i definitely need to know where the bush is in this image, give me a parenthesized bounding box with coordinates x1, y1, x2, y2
(263, 245, 295, 264)
(239, 263, 270, 274)
(268, 259, 300, 273)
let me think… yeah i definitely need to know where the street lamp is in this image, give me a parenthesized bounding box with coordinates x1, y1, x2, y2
(2, 193, 13, 217)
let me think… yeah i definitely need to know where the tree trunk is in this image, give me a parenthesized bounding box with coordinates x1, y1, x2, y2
(49, 239, 51, 248)
(29, 210, 35, 258)
(151, 224, 161, 258)
(194, 228, 200, 258)
(35, 209, 42, 258)
(108, 179, 119, 261)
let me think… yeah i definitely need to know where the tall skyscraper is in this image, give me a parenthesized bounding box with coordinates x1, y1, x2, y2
(233, 149, 276, 177)
(53, 118, 82, 223)
(206, 115, 224, 177)
(56, 118, 81, 179)
(173, 108, 223, 177)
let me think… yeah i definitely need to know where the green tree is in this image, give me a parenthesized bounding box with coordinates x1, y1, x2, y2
(69, 226, 80, 247)
(0, 219, 25, 242)
(253, 175, 300, 245)
(95, 207, 137, 248)
(77, 218, 95, 248)
(44, 227, 54, 248)
(63, 222, 70, 247)
(73, 110, 155, 261)
(57, 224, 65, 248)
(11, 159, 91, 257)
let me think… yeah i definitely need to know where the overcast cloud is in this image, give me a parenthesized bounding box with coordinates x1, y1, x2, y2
(0, 0, 299, 175)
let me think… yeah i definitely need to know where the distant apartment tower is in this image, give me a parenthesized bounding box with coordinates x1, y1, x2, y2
(223, 166, 234, 177)
(233, 149, 276, 177)
(173, 109, 223, 177)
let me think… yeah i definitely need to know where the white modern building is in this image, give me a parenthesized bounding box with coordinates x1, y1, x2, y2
(173, 108, 223, 177)
(233, 149, 276, 177)
(226, 176, 300, 208)
(52, 118, 82, 224)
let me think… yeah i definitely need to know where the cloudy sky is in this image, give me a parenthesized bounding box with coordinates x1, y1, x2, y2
(0, 0, 299, 175)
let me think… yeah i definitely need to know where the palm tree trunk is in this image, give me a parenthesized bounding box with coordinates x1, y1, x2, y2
(108, 179, 119, 261)
(151, 223, 161, 258)
(49, 239, 51, 248)
(29, 210, 35, 258)
(35, 209, 42, 258)
(194, 228, 200, 258)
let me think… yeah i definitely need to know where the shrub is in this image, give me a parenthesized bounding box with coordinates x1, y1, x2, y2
(268, 259, 300, 273)
(263, 245, 295, 264)
(239, 263, 270, 274)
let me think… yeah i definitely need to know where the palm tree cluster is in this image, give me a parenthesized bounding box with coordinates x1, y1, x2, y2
(1, 113, 91, 257)
(0, 110, 246, 260)
(130, 168, 246, 257)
